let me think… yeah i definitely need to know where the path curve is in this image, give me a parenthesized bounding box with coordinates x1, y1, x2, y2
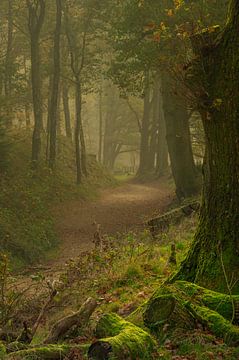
(51, 180, 173, 268)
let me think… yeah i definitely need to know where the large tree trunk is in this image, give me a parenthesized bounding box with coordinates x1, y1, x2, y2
(48, 0, 62, 169)
(27, 0, 45, 164)
(162, 74, 199, 199)
(174, 0, 239, 292)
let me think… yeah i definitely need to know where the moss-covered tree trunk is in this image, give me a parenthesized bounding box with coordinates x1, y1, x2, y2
(174, 0, 239, 292)
(162, 74, 199, 199)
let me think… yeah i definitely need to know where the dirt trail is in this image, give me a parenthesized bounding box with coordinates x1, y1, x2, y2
(50, 180, 173, 269)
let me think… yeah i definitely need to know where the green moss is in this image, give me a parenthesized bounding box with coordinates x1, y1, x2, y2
(190, 304, 239, 346)
(0, 342, 6, 359)
(173, 281, 239, 321)
(94, 313, 156, 359)
(6, 344, 88, 360)
(142, 281, 239, 346)
(127, 301, 148, 327)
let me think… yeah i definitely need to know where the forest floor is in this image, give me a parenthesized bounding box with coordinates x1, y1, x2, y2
(6, 178, 239, 359)
(47, 178, 173, 269)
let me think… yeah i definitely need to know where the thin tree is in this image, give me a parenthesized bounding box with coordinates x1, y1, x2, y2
(98, 82, 103, 163)
(4, 0, 13, 127)
(26, 0, 45, 164)
(64, 5, 88, 183)
(62, 83, 72, 140)
(137, 72, 152, 178)
(48, 0, 62, 169)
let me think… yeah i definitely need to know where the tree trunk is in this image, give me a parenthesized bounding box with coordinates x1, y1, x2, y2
(174, 0, 239, 292)
(27, 0, 45, 164)
(48, 0, 62, 169)
(103, 86, 118, 169)
(98, 84, 103, 163)
(79, 117, 87, 176)
(62, 84, 72, 140)
(147, 86, 158, 173)
(137, 75, 151, 178)
(4, 0, 13, 127)
(156, 77, 168, 177)
(162, 74, 199, 200)
(75, 80, 82, 184)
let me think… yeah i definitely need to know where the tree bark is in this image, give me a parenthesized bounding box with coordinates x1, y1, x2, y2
(174, 0, 239, 292)
(48, 0, 62, 169)
(162, 74, 199, 199)
(27, 0, 45, 164)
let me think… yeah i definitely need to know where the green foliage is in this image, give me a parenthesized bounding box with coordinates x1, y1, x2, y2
(0, 171, 58, 268)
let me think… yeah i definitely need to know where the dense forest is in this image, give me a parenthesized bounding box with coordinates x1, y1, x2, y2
(0, 0, 239, 359)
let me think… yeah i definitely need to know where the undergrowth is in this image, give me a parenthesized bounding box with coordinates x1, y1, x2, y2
(2, 216, 239, 359)
(0, 132, 116, 269)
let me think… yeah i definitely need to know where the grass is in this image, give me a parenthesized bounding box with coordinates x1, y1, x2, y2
(43, 216, 197, 328)
(3, 213, 239, 359)
(28, 215, 239, 360)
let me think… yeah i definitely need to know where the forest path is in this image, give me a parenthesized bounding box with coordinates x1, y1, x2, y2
(49, 179, 173, 269)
